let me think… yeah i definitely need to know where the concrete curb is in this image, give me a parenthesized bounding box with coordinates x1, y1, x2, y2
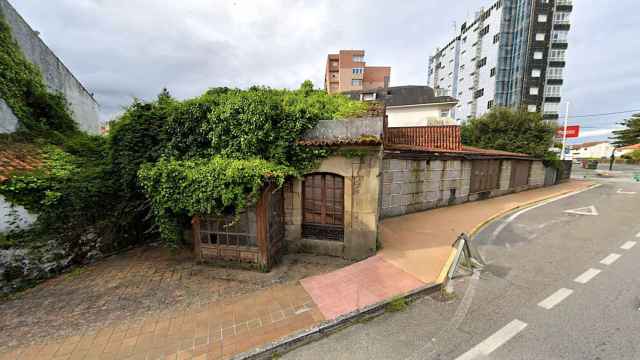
(237, 282, 441, 360)
(237, 182, 599, 359)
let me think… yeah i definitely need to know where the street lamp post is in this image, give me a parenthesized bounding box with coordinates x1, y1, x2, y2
(560, 102, 570, 160)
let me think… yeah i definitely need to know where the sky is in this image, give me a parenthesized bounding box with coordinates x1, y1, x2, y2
(8, 0, 640, 144)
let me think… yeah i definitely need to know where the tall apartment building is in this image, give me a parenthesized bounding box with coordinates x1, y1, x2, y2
(428, 0, 573, 123)
(325, 50, 391, 94)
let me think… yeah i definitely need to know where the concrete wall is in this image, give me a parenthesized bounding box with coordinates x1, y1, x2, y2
(284, 149, 382, 261)
(529, 161, 545, 188)
(0, 0, 99, 134)
(301, 117, 383, 141)
(0, 99, 19, 133)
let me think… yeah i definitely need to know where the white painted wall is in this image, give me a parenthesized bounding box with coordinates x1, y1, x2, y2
(0, 195, 35, 233)
(387, 103, 457, 127)
(571, 143, 615, 159)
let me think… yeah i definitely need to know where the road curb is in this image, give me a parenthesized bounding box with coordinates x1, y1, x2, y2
(238, 282, 441, 359)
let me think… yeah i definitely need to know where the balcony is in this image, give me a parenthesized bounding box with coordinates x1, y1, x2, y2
(556, 0, 572, 5)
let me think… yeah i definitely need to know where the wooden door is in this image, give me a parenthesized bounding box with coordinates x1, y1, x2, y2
(302, 173, 344, 241)
(510, 160, 531, 188)
(470, 160, 501, 193)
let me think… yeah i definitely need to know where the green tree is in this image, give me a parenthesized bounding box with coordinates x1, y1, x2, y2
(611, 113, 640, 148)
(461, 107, 556, 158)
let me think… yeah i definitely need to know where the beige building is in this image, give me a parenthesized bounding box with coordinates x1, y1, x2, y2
(325, 50, 391, 94)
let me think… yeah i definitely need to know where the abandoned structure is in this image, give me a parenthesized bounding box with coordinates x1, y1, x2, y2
(191, 115, 569, 270)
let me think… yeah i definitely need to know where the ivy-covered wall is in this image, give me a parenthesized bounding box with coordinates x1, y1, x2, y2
(0, 0, 99, 134)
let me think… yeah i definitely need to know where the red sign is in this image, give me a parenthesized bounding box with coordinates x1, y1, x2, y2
(556, 125, 580, 139)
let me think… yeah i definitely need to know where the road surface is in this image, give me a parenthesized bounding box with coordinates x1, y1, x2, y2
(282, 181, 640, 359)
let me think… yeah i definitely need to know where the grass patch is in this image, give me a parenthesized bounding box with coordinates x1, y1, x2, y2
(64, 267, 86, 279)
(385, 296, 408, 312)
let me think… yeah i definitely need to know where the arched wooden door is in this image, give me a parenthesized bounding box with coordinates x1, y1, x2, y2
(302, 173, 344, 241)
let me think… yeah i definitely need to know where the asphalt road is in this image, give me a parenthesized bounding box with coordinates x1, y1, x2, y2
(282, 181, 640, 360)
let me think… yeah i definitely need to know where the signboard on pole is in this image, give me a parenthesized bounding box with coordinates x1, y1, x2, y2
(556, 125, 580, 139)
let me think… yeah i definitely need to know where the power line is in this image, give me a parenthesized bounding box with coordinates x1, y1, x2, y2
(567, 109, 640, 119)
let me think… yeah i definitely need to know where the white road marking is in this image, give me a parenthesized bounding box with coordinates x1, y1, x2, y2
(600, 253, 622, 266)
(454, 319, 528, 360)
(574, 268, 602, 284)
(617, 189, 637, 194)
(621, 241, 637, 250)
(538, 288, 574, 310)
(564, 205, 599, 216)
(490, 185, 602, 239)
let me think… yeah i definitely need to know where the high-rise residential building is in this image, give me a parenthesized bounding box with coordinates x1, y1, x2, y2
(428, 0, 573, 123)
(325, 50, 391, 94)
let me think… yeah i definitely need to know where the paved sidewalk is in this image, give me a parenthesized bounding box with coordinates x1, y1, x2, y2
(0, 181, 593, 360)
(380, 180, 594, 283)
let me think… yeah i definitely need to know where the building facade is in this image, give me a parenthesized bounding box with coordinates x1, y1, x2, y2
(345, 86, 458, 127)
(428, 0, 573, 123)
(325, 50, 391, 94)
(0, 0, 100, 134)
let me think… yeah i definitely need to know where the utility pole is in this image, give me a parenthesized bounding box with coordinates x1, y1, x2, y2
(609, 148, 616, 171)
(560, 102, 570, 160)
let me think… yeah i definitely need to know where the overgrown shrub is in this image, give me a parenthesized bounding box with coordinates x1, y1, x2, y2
(461, 107, 556, 158)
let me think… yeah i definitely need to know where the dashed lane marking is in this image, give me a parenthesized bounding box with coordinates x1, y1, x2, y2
(454, 319, 528, 360)
(600, 253, 622, 266)
(538, 288, 574, 310)
(574, 268, 602, 284)
(621, 241, 637, 250)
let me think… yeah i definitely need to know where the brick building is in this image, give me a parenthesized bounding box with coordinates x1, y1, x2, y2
(324, 50, 391, 94)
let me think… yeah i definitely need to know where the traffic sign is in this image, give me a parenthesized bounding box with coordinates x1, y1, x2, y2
(556, 125, 580, 138)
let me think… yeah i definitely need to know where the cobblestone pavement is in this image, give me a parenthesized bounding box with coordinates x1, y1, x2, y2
(0, 245, 349, 358)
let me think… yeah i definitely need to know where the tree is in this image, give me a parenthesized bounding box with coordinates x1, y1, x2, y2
(461, 107, 556, 158)
(611, 113, 640, 148)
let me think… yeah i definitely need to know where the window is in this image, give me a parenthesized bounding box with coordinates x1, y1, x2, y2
(551, 31, 568, 43)
(538, 14, 548, 22)
(543, 102, 560, 114)
(545, 85, 561, 97)
(351, 79, 363, 86)
(554, 12, 570, 24)
(352, 55, 364, 62)
(352, 67, 364, 75)
(530, 87, 539, 95)
(440, 109, 450, 118)
(547, 67, 563, 79)
(533, 51, 544, 60)
(361, 93, 376, 101)
(535, 33, 546, 41)
(330, 61, 338, 67)
(493, 33, 500, 44)
(477, 57, 487, 68)
(528, 105, 537, 112)
(479, 25, 490, 37)
(490, 67, 496, 77)
(474, 88, 485, 99)
(488, 100, 495, 109)
(459, 77, 465, 82)
(549, 49, 566, 61)
(460, 64, 465, 71)
(531, 69, 542, 77)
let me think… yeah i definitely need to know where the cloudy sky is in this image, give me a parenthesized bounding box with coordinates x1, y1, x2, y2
(9, 0, 640, 143)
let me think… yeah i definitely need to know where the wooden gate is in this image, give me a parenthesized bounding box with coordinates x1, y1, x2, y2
(302, 173, 344, 241)
(470, 160, 501, 193)
(510, 160, 531, 188)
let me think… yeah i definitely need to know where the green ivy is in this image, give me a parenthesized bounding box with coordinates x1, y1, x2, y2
(138, 157, 295, 246)
(0, 10, 77, 138)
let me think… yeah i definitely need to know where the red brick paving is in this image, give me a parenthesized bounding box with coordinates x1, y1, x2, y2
(301, 256, 425, 320)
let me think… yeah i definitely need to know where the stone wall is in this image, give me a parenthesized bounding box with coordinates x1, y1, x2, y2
(0, 0, 100, 134)
(381, 159, 471, 218)
(381, 158, 549, 218)
(284, 149, 382, 260)
(0, 196, 35, 233)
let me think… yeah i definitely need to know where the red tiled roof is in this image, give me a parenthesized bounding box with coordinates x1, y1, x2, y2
(618, 143, 640, 151)
(297, 137, 382, 146)
(384, 125, 463, 151)
(385, 144, 532, 158)
(0, 144, 43, 183)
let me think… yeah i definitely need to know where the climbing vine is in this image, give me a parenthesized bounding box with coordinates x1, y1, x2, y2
(0, 10, 77, 138)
